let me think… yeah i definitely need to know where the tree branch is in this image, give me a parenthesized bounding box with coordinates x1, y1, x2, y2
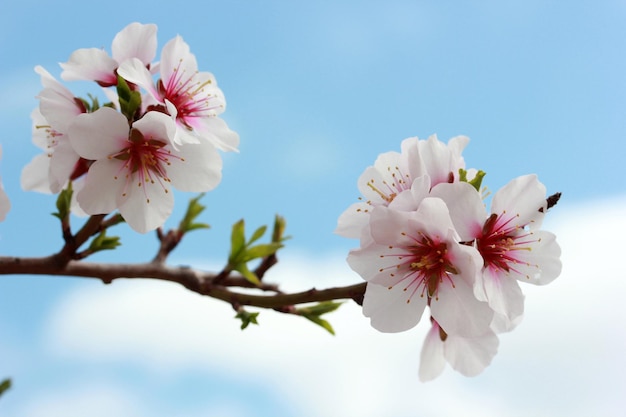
(0, 256, 366, 308)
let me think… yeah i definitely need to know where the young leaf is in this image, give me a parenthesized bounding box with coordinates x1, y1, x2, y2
(51, 182, 73, 220)
(272, 215, 290, 243)
(179, 194, 210, 233)
(229, 219, 246, 262)
(301, 314, 336, 335)
(249, 225, 267, 245)
(0, 378, 11, 398)
(235, 309, 260, 330)
(116, 74, 142, 121)
(240, 243, 284, 262)
(296, 302, 343, 336)
(88, 230, 121, 253)
(233, 262, 261, 285)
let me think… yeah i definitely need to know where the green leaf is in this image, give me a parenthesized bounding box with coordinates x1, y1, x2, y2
(235, 310, 260, 330)
(272, 215, 290, 243)
(88, 230, 121, 253)
(298, 301, 343, 316)
(116, 74, 142, 121)
(0, 378, 11, 398)
(249, 225, 267, 245)
(233, 262, 261, 285)
(459, 168, 486, 192)
(296, 302, 343, 335)
(229, 219, 246, 262)
(179, 194, 210, 233)
(51, 182, 73, 220)
(301, 314, 336, 335)
(239, 243, 283, 262)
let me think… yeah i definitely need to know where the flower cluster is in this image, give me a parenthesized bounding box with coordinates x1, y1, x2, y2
(337, 135, 562, 381)
(21, 23, 238, 233)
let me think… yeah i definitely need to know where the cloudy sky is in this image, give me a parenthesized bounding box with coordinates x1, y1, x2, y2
(1, 1, 625, 416)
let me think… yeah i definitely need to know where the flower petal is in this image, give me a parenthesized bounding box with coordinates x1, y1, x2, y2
(491, 174, 547, 228)
(418, 322, 446, 382)
(60, 48, 118, 84)
(118, 176, 174, 233)
(362, 282, 427, 333)
(68, 107, 129, 160)
(76, 160, 123, 215)
(430, 271, 494, 338)
(111, 22, 157, 65)
(443, 330, 499, 377)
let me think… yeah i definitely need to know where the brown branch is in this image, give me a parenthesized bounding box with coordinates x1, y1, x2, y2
(0, 256, 366, 308)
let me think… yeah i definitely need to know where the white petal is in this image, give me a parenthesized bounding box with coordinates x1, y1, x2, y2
(430, 273, 494, 338)
(481, 267, 525, 322)
(38, 87, 83, 133)
(48, 142, 80, 193)
(111, 22, 157, 65)
(166, 142, 222, 192)
(368, 206, 415, 246)
(335, 202, 373, 239)
(21, 154, 53, 193)
(0, 181, 9, 222)
(117, 58, 160, 100)
(356, 152, 403, 204)
(160, 36, 197, 86)
(443, 330, 499, 377)
(60, 48, 117, 84)
(68, 107, 129, 160)
(419, 322, 446, 382)
(118, 178, 174, 234)
(387, 175, 431, 212)
(514, 230, 562, 285)
(362, 282, 427, 333)
(407, 197, 456, 241)
(76, 160, 123, 215)
(430, 181, 486, 241)
(192, 117, 239, 152)
(491, 174, 547, 227)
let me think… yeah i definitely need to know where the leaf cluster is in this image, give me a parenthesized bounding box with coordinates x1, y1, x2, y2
(227, 216, 287, 285)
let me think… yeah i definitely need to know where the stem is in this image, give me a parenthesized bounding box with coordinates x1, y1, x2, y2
(0, 256, 365, 308)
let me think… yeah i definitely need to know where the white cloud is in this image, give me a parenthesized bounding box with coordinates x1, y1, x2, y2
(39, 195, 626, 417)
(18, 382, 147, 417)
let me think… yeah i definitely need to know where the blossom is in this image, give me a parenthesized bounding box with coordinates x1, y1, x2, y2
(418, 318, 499, 382)
(336, 135, 469, 239)
(347, 198, 493, 338)
(117, 36, 239, 151)
(67, 107, 222, 233)
(431, 175, 562, 329)
(60, 22, 157, 86)
(21, 66, 86, 194)
(0, 145, 10, 222)
(473, 175, 562, 327)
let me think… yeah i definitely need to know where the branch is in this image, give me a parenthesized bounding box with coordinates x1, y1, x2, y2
(0, 256, 366, 308)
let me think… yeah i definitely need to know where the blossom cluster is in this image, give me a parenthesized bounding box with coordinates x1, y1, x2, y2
(337, 135, 562, 381)
(21, 23, 238, 233)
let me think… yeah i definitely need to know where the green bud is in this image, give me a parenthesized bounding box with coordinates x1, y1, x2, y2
(235, 309, 260, 330)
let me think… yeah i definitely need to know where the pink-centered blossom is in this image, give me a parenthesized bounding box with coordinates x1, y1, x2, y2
(473, 175, 562, 327)
(117, 36, 239, 151)
(336, 135, 469, 239)
(67, 107, 222, 233)
(60, 22, 157, 86)
(21, 66, 87, 194)
(347, 198, 494, 338)
(431, 175, 562, 328)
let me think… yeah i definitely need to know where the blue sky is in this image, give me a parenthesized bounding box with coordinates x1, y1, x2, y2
(0, 1, 625, 416)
